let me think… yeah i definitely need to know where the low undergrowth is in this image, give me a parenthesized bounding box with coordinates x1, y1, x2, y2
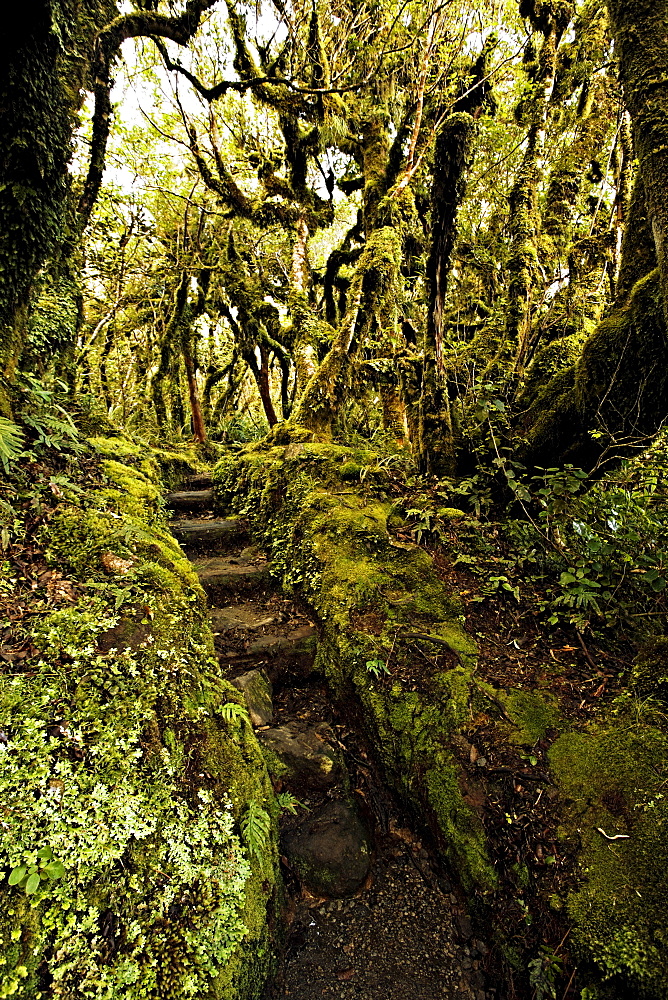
(212, 429, 668, 1000)
(0, 420, 278, 1000)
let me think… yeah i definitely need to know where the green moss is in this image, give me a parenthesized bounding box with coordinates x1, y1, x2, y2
(0, 437, 278, 1000)
(550, 725, 668, 997)
(501, 689, 560, 745)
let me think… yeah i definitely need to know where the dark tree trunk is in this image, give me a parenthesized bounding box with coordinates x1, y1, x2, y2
(0, 2, 72, 411)
(182, 344, 207, 442)
(418, 112, 478, 474)
(607, 0, 668, 315)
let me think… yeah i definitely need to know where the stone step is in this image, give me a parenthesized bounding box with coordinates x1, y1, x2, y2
(195, 555, 270, 596)
(211, 603, 279, 632)
(212, 618, 317, 670)
(170, 517, 248, 551)
(246, 625, 317, 667)
(182, 473, 213, 490)
(165, 489, 214, 513)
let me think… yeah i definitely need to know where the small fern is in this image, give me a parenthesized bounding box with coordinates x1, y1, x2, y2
(276, 792, 306, 815)
(0, 417, 25, 473)
(240, 800, 271, 859)
(220, 702, 250, 725)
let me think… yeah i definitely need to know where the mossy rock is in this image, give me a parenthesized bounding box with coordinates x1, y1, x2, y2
(550, 725, 668, 998)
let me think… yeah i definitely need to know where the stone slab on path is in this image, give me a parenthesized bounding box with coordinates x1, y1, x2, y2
(231, 668, 273, 726)
(247, 624, 317, 666)
(258, 723, 341, 792)
(182, 473, 213, 490)
(195, 555, 270, 595)
(210, 603, 279, 632)
(170, 517, 248, 550)
(165, 489, 214, 512)
(282, 799, 371, 897)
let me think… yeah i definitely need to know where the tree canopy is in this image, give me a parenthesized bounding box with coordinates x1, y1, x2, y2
(6, 0, 666, 473)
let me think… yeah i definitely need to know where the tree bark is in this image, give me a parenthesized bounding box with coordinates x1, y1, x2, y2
(418, 112, 478, 475)
(607, 0, 668, 316)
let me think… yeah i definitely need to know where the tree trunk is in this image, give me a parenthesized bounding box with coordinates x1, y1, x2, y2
(0, 2, 72, 411)
(418, 113, 478, 474)
(521, 177, 667, 469)
(182, 343, 207, 442)
(607, 0, 668, 313)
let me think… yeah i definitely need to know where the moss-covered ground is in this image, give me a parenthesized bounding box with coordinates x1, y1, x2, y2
(0, 434, 279, 1000)
(211, 432, 668, 1000)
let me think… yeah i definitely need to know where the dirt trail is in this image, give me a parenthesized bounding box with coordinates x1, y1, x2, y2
(166, 479, 494, 1000)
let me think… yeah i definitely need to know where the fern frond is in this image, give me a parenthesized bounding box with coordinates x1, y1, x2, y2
(220, 701, 250, 725)
(276, 792, 306, 815)
(0, 418, 25, 473)
(240, 800, 271, 858)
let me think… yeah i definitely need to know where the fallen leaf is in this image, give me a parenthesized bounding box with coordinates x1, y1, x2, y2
(100, 552, 134, 575)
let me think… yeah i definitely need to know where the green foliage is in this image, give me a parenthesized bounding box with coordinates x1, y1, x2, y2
(7, 847, 65, 895)
(527, 946, 563, 1000)
(240, 801, 272, 859)
(220, 701, 251, 725)
(275, 792, 306, 815)
(0, 417, 25, 473)
(0, 441, 278, 999)
(365, 658, 390, 678)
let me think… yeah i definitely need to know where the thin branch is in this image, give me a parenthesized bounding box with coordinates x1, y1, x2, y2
(77, 0, 217, 231)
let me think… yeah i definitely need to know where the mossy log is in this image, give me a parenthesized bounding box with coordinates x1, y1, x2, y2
(212, 440, 494, 890)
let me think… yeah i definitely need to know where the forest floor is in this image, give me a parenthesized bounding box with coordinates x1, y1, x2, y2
(1, 450, 645, 999)
(168, 479, 491, 1000)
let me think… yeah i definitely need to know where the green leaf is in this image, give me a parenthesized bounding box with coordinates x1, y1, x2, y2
(0, 417, 25, 474)
(8, 865, 27, 886)
(43, 860, 65, 880)
(24, 873, 40, 894)
(220, 702, 250, 725)
(36, 847, 53, 861)
(240, 800, 271, 859)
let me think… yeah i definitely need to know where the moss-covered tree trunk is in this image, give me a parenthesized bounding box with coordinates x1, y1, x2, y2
(418, 112, 477, 474)
(520, 3, 668, 468)
(0, 2, 74, 413)
(607, 0, 668, 313)
(506, 14, 562, 369)
(521, 176, 668, 468)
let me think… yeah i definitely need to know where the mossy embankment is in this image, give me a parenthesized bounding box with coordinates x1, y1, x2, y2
(212, 434, 668, 1000)
(213, 435, 497, 892)
(0, 435, 279, 1000)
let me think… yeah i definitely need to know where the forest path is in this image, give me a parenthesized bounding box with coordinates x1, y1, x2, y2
(166, 478, 490, 1000)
